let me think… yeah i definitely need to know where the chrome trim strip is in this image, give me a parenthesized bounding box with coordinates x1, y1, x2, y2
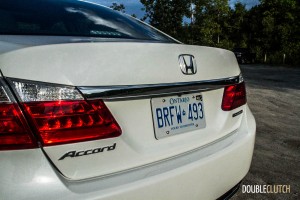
(78, 75, 240, 101)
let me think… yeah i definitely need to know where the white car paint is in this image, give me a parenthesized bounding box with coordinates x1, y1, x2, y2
(0, 2, 255, 199)
(0, 41, 239, 86)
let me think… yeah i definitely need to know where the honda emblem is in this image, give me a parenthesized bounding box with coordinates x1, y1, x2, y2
(178, 55, 197, 75)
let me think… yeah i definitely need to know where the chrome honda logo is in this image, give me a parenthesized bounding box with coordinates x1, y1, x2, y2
(178, 55, 197, 75)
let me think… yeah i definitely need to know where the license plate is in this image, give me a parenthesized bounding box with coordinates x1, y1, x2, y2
(151, 93, 206, 139)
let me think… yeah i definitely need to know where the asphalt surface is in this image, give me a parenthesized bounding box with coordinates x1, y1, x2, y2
(231, 65, 300, 200)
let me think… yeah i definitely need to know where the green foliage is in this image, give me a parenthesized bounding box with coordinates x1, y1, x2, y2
(192, 0, 230, 47)
(137, 0, 299, 65)
(227, 3, 248, 48)
(140, 0, 191, 39)
(251, 0, 299, 65)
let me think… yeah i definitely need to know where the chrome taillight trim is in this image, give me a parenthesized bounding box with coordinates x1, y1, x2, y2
(78, 75, 241, 101)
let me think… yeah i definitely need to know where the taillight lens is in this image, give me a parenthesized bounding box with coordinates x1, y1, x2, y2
(22, 100, 121, 145)
(9, 79, 122, 146)
(0, 84, 37, 150)
(222, 82, 247, 111)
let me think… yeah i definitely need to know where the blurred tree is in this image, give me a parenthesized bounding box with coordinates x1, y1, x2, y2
(228, 2, 248, 48)
(253, 0, 299, 64)
(110, 3, 137, 19)
(110, 3, 126, 13)
(139, 0, 300, 65)
(140, 0, 191, 40)
(193, 0, 230, 48)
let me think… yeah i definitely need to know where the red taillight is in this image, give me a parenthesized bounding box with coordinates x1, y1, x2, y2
(0, 103, 37, 150)
(0, 79, 123, 148)
(222, 82, 247, 111)
(22, 100, 121, 146)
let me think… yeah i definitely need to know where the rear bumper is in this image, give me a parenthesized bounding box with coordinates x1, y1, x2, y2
(217, 182, 241, 200)
(0, 105, 255, 200)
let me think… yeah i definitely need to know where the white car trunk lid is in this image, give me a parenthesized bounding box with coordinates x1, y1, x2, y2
(0, 42, 243, 180)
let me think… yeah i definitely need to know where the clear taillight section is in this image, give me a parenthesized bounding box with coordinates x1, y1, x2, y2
(0, 84, 37, 150)
(0, 79, 122, 148)
(222, 81, 247, 111)
(13, 81, 83, 102)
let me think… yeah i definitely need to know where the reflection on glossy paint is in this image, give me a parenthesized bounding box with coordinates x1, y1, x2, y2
(34, 176, 54, 184)
(65, 7, 132, 37)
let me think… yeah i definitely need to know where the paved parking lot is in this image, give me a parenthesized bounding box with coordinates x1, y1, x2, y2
(232, 65, 300, 200)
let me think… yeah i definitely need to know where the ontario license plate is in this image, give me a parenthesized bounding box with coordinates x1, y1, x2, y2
(151, 93, 206, 139)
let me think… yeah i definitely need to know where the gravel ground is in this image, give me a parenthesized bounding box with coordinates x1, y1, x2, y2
(231, 64, 300, 200)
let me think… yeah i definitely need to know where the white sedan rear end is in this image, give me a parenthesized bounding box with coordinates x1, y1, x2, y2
(0, 0, 256, 199)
